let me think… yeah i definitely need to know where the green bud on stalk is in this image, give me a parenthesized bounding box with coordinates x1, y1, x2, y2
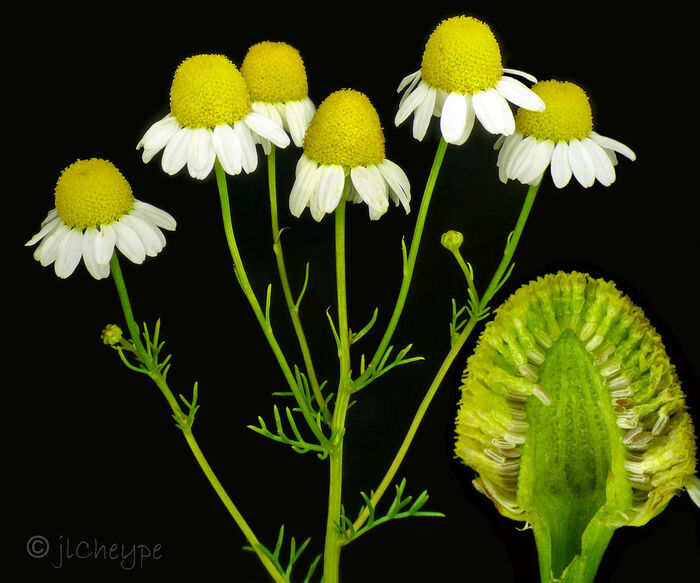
(441, 229, 464, 251)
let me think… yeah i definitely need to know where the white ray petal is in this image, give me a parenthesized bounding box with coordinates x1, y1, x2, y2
(440, 92, 469, 144)
(496, 133, 523, 183)
(589, 131, 636, 161)
(302, 97, 316, 124)
(395, 80, 430, 126)
(95, 223, 117, 265)
(26, 213, 61, 246)
(496, 76, 545, 111)
(350, 166, 389, 217)
(472, 88, 515, 135)
(518, 140, 555, 185)
(245, 111, 290, 148)
(120, 214, 163, 257)
(317, 165, 346, 214)
(233, 122, 259, 173)
(550, 141, 572, 188)
(452, 95, 476, 145)
(137, 114, 181, 162)
(568, 139, 596, 187)
(379, 159, 411, 213)
(506, 135, 538, 180)
(34, 222, 70, 266)
(82, 228, 109, 279)
(41, 209, 58, 227)
(582, 138, 616, 186)
(502, 68, 538, 84)
(289, 156, 318, 217)
(113, 220, 146, 264)
(133, 200, 177, 231)
(285, 100, 308, 147)
(213, 124, 243, 176)
(397, 70, 421, 93)
(412, 85, 437, 140)
(54, 228, 84, 278)
(161, 127, 192, 175)
(187, 128, 215, 180)
(398, 72, 424, 113)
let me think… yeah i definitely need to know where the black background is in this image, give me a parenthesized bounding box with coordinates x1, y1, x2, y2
(10, 1, 699, 581)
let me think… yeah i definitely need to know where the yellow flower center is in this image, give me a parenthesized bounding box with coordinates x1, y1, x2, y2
(240, 41, 308, 104)
(420, 15, 503, 95)
(303, 89, 385, 167)
(54, 159, 134, 230)
(515, 80, 593, 142)
(169, 54, 251, 129)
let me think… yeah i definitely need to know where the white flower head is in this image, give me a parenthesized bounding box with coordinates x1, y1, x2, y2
(137, 54, 290, 180)
(26, 158, 176, 279)
(289, 89, 411, 221)
(395, 15, 545, 145)
(495, 80, 636, 188)
(240, 41, 316, 150)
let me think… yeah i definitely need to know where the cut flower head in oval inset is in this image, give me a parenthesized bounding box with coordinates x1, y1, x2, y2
(137, 54, 290, 180)
(395, 15, 545, 145)
(240, 41, 316, 150)
(290, 89, 411, 221)
(495, 80, 636, 188)
(26, 158, 176, 279)
(455, 272, 697, 581)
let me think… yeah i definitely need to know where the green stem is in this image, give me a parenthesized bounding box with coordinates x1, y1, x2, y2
(267, 145, 329, 423)
(351, 181, 541, 533)
(109, 253, 287, 583)
(214, 159, 329, 449)
(533, 515, 616, 583)
(480, 181, 541, 307)
(450, 249, 479, 307)
(110, 254, 181, 415)
(182, 430, 288, 583)
(360, 138, 448, 382)
(323, 197, 352, 583)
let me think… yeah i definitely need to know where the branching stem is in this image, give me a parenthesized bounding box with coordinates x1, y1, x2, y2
(267, 145, 329, 424)
(352, 181, 541, 533)
(109, 253, 287, 583)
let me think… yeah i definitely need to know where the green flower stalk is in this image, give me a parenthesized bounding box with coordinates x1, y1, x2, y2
(455, 271, 697, 583)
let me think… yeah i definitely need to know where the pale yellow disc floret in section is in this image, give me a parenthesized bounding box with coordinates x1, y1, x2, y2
(515, 80, 593, 142)
(170, 54, 251, 129)
(55, 159, 134, 230)
(421, 15, 503, 94)
(240, 41, 308, 104)
(303, 89, 385, 168)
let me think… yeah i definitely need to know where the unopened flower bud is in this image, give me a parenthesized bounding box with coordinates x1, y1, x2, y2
(441, 230, 464, 251)
(101, 324, 123, 346)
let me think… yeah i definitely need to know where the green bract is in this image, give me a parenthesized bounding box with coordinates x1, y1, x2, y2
(455, 271, 697, 583)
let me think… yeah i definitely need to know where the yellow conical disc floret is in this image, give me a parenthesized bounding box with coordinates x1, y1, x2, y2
(240, 41, 308, 104)
(169, 54, 251, 129)
(515, 80, 593, 142)
(421, 15, 503, 95)
(54, 159, 134, 230)
(303, 89, 385, 168)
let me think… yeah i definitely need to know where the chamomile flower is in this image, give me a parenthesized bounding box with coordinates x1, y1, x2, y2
(240, 41, 315, 150)
(137, 54, 290, 180)
(26, 159, 176, 279)
(395, 15, 545, 144)
(289, 89, 411, 221)
(495, 80, 636, 188)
